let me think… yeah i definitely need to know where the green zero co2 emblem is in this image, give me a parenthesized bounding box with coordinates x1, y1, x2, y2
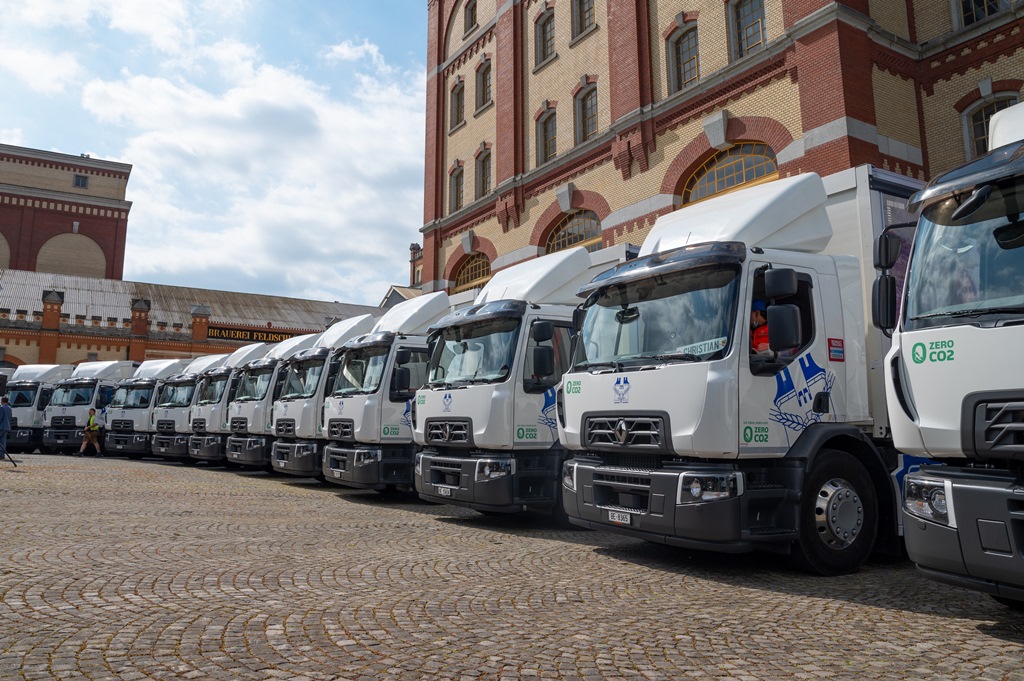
(912, 340, 954, 364)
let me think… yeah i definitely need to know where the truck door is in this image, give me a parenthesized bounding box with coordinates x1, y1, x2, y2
(738, 263, 832, 454)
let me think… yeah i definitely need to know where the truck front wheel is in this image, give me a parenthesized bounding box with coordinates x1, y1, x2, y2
(794, 449, 878, 576)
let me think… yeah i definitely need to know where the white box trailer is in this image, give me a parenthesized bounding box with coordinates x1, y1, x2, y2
(104, 359, 193, 458)
(43, 361, 139, 453)
(559, 165, 923, 574)
(5, 364, 75, 452)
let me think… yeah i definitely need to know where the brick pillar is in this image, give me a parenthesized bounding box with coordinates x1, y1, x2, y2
(128, 299, 150, 362)
(190, 305, 211, 343)
(423, 0, 445, 226)
(38, 290, 63, 364)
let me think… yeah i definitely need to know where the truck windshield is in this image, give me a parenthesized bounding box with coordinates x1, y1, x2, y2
(49, 384, 96, 407)
(196, 376, 228, 405)
(157, 382, 195, 408)
(234, 368, 274, 401)
(334, 347, 389, 396)
(573, 265, 740, 370)
(904, 178, 1024, 330)
(280, 360, 325, 399)
(427, 317, 521, 385)
(7, 387, 37, 408)
(110, 386, 154, 409)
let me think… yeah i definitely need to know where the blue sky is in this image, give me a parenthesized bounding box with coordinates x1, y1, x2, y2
(0, 1, 428, 306)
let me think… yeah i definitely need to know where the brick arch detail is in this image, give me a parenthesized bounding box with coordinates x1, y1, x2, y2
(953, 80, 1024, 113)
(659, 115, 794, 195)
(530, 190, 612, 248)
(442, 234, 499, 283)
(1, 352, 26, 367)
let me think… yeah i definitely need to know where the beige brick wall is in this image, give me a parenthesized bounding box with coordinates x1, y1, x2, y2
(444, 57, 498, 214)
(55, 343, 123, 365)
(868, 0, 911, 41)
(922, 53, 1024, 175)
(523, 0, 610, 170)
(872, 67, 921, 147)
(35, 234, 107, 279)
(1, 339, 40, 365)
(444, 0, 496, 60)
(914, 0, 954, 43)
(0, 159, 127, 201)
(0, 234, 9, 269)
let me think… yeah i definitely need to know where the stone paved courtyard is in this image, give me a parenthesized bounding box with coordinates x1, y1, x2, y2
(1, 454, 1022, 680)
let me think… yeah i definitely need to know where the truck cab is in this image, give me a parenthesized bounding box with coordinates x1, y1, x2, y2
(560, 167, 924, 575)
(413, 246, 628, 518)
(5, 364, 74, 452)
(188, 343, 271, 464)
(225, 333, 319, 470)
(875, 102, 1024, 608)
(322, 292, 452, 490)
(271, 315, 376, 478)
(105, 359, 191, 458)
(43, 361, 139, 453)
(151, 354, 228, 461)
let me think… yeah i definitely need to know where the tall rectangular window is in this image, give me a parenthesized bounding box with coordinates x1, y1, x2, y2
(464, 0, 477, 33)
(572, 0, 595, 38)
(450, 168, 464, 213)
(539, 113, 557, 165)
(476, 152, 492, 199)
(734, 0, 765, 59)
(537, 12, 556, 65)
(670, 29, 699, 92)
(576, 88, 598, 144)
(476, 63, 492, 110)
(450, 84, 465, 130)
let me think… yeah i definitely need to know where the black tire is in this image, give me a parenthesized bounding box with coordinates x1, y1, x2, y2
(177, 457, 198, 466)
(793, 449, 878, 576)
(127, 454, 144, 460)
(223, 460, 241, 470)
(992, 595, 1024, 611)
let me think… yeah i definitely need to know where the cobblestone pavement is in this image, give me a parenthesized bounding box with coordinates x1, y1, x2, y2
(1, 454, 1022, 681)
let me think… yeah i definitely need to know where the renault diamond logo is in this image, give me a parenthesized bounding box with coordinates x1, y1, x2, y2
(614, 419, 629, 445)
(442, 422, 453, 441)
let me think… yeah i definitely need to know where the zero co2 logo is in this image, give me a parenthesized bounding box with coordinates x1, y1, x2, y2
(911, 340, 955, 364)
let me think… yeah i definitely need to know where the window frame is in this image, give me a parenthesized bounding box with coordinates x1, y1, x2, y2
(954, 0, 1009, 29)
(449, 165, 465, 213)
(453, 253, 492, 294)
(962, 93, 1020, 160)
(450, 81, 466, 131)
(475, 150, 492, 200)
(475, 60, 492, 112)
(535, 9, 557, 67)
(574, 86, 598, 145)
(546, 210, 603, 254)
(667, 26, 700, 94)
(464, 0, 478, 35)
(73, 174, 89, 189)
(571, 0, 596, 40)
(683, 142, 779, 205)
(537, 110, 558, 166)
(730, 0, 766, 61)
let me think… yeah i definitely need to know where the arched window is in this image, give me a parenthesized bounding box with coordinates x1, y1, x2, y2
(965, 95, 1018, 158)
(464, 0, 478, 34)
(575, 86, 598, 145)
(572, 0, 596, 39)
(536, 10, 556, 65)
(731, 0, 765, 59)
(453, 253, 491, 293)
(683, 143, 778, 204)
(449, 165, 464, 213)
(537, 110, 557, 166)
(476, 61, 492, 111)
(668, 27, 699, 93)
(475, 150, 492, 199)
(450, 81, 465, 130)
(546, 210, 603, 253)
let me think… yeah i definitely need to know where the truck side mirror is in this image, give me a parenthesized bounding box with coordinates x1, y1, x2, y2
(874, 232, 901, 270)
(392, 366, 411, 394)
(395, 348, 411, 365)
(765, 268, 798, 299)
(872, 274, 898, 331)
(572, 307, 587, 333)
(767, 304, 801, 351)
(533, 346, 555, 378)
(532, 321, 554, 343)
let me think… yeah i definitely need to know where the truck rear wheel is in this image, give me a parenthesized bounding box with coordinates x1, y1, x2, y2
(793, 449, 877, 576)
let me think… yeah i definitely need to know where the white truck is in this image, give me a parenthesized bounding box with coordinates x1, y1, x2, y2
(225, 333, 319, 471)
(413, 245, 629, 518)
(322, 292, 451, 491)
(188, 343, 272, 465)
(151, 354, 229, 462)
(43, 360, 139, 453)
(271, 315, 376, 478)
(105, 359, 192, 458)
(874, 103, 1024, 608)
(559, 165, 925, 575)
(5, 364, 74, 452)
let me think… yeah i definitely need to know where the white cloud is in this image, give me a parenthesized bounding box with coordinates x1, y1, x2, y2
(0, 46, 83, 94)
(324, 39, 391, 74)
(0, 128, 24, 145)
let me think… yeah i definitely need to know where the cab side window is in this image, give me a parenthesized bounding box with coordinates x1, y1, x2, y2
(749, 270, 815, 374)
(389, 349, 430, 402)
(38, 388, 54, 410)
(524, 323, 572, 393)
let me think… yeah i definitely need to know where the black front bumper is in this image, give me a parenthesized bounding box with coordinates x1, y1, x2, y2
(226, 434, 273, 467)
(271, 440, 324, 477)
(152, 434, 190, 458)
(323, 443, 416, 489)
(189, 434, 226, 461)
(106, 431, 152, 454)
(43, 428, 85, 451)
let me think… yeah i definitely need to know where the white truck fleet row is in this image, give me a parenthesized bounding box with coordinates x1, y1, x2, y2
(5, 364, 74, 452)
(43, 361, 139, 453)
(874, 102, 1024, 608)
(105, 359, 192, 457)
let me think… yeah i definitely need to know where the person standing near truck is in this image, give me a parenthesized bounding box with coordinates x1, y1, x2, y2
(0, 396, 12, 464)
(75, 408, 101, 457)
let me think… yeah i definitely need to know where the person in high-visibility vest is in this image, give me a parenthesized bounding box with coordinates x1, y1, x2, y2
(75, 408, 102, 457)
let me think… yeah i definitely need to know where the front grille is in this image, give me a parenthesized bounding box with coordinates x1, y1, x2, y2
(426, 419, 471, 446)
(585, 416, 665, 451)
(51, 416, 75, 427)
(328, 419, 354, 441)
(192, 418, 206, 432)
(156, 420, 176, 433)
(111, 419, 134, 432)
(593, 452, 664, 471)
(976, 399, 1024, 457)
(230, 417, 248, 432)
(275, 419, 295, 436)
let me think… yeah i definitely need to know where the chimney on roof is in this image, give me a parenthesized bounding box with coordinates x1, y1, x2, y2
(191, 304, 211, 342)
(41, 290, 64, 331)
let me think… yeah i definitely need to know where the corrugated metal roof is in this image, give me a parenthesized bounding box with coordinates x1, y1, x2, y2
(0, 269, 379, 331)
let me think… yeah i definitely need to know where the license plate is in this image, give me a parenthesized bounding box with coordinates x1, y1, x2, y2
(56, 439, 65, 444)
(608, 511, 631, 525)
(116, 445, 124, 449)
(438, 486, 452, 497)
(159, 447, 166, 453)
(333, 470, 341, 478)
(276, 460, 284, 466)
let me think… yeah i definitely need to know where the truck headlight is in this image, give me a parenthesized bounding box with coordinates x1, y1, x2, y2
(561, 461, 576, 492)
(414, 452, 423, 476)
(677, 472, 743, 504)
(904, 476, 955, 526)
(475, 459, 514, 482)
(354, 449, 381, 466)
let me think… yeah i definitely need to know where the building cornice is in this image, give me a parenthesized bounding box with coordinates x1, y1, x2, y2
(0, 144, 132, 177)
(0, 183, 133, 213)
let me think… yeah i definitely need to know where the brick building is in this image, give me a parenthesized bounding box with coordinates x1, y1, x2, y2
(418, 0, 1024, 292)
(0, 144, 132, 280)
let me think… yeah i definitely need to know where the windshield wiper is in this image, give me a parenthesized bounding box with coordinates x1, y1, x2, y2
(911, 305, 1024, 320)
(577, 360, 623, 373)
(635, 352, 702, 363)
